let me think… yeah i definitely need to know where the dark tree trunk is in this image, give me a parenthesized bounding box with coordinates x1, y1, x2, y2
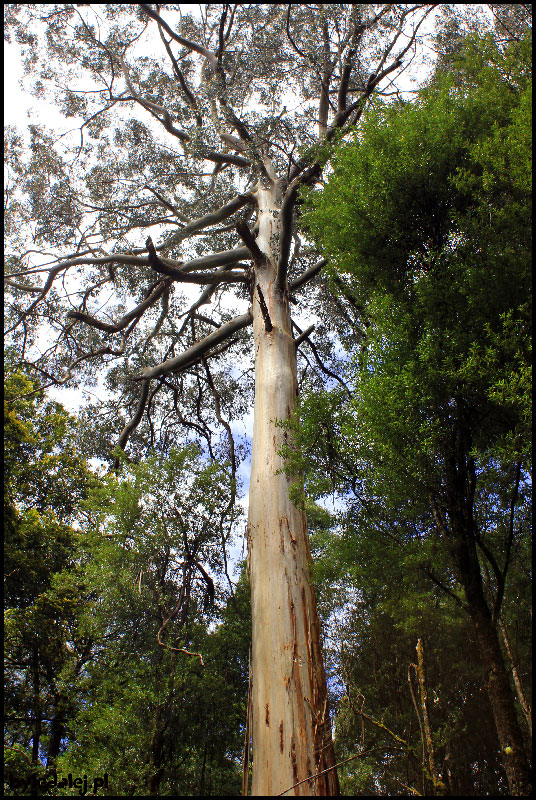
(199, 739, 208, 795)
(30, 646, 41, 798)
(146, 650, 178, 795)
(31, 645, 41, 764)
(453, 534, 532, 795)
(46, 707, 65, 764)
(147, 706, 166, 795)
(444, 411, 532, 796)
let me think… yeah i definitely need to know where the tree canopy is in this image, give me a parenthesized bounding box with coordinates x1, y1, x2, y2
(4, 366, 250, 795)
(4, 4, 532, 796)
(294, 28, 532, 795)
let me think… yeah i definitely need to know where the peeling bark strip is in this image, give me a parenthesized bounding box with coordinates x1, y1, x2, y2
(256, 285, 273, 332)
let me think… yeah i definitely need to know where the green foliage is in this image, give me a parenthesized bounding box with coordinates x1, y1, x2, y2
(297, 32, 532, 795)
(302, 30, 531, 484)
(50, 448, 247, 796)
(54, 570, 251, 796)
(4, 368, 97, 790)
(303, 33, 531, 287)
(4, 368, 249, 795)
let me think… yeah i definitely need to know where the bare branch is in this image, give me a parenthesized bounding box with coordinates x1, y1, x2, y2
(289, 259, 326, 292)
(204, 150, 253, 168)
(141, 283, 170, 353)
(157, 24, 203, 126)
(285, 5, 311, 63)
(67, 278, 170, 333)
(276, 164, 321, 292)
(318, 13, 332, 138)
(168, 191, 256, 246)
(236, 221, 265, 264)
(117, 377, 151, 452)
(139, 3, 218, 69)
(4, 278, 44, 294)
(220, 131, 248, 153)
(6, 240, 253, 336)
(503, 459, 522, 581)
(336, 5, 395, 112)
(138, 311, 253, 381)
(146, 236, 248, 283)
(294, 324, 315, 348)
(179, 245, 251, 273)
(292, 320, 351, 398)
(119, 52, 190, 142)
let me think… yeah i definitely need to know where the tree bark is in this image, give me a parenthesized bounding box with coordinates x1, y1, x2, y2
(31, 645, 41, 765)
(247, 175, 339, 796)
(146, 650, 178, 795)
(498, 615, 532, 739)
(445, 417, 532, 795)
(46, 706, 65, 766)
(455, 537, 532, 796)
(415, 639, 444, 795)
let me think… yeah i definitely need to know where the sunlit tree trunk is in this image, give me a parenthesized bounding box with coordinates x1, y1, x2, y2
(247, 174, 339, 796)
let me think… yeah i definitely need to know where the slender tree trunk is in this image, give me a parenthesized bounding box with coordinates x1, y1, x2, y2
(247, 174, 339, 796)
(30, 645, 41, 798)
(484, 567, 533, 741)
(46, 704, 65, 766)
(445, 419, 531, 796)
(147, 706, 166, 795)
(31, 645, 41, 765)
(415, 639, 444, 795)
(455, 537, 532, 796)
(498, 615, 532, 739)
(199, 739, 208, 796)
(147, 650, 177, 795)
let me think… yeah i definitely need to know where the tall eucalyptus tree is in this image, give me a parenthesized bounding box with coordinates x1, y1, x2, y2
(5, 4, 438, 794)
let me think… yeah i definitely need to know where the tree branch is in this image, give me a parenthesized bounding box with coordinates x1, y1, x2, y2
(67, 278, 170, 333)
(276, 164, 321, 292)
(137, 311, 253, 381)
(292, 320, 351, 397)
(294, 324, 315, 348)
(167, 192, 256, 246)
(146, 236, 247, 283)
(289, 259, 326, 292)
(116, 377, 150, 454)
(139, 4, 218, 69)
(119, 52, 190, 142)
(236, 221, 265, 264)
(157, 24, 203, 126)
(179, 245, 251, 273)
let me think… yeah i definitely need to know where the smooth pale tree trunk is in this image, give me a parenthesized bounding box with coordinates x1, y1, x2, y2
(247, 173, 339, 796)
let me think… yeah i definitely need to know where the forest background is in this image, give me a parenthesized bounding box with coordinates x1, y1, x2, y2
(4, 3, 532, 796)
